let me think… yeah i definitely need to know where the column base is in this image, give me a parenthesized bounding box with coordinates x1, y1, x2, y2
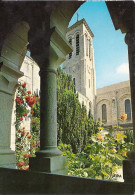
(0, 149, 16, 168)
(123, 159, 135, 183)
(35, 147, 62, 157)
(29, 156, 67, 175)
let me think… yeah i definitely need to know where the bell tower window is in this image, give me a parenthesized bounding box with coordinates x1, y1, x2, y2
(69, 38, 72, 59)
(89, 40, 90, 58)
(76, 34, 79, 55)
(85, 34, 88, 56)
(73, 78, 75, 86)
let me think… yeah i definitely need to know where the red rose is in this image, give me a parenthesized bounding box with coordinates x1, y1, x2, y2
(31, 110, 34, 114)
(25, 96, 31, 102)
(28, 96, 37, 107)
(32, 144, 36, 147)
(19, 117, 23, 121)
(28, 135, 31, 139)
(16, 97, 21, 104)
(22, 82, 26, 88)
(21, 130, 25, 136)
(28, 154, 31, 158)
(18, 129, 21, 133)
(24, 153, 28, 158)
(27, 91, 31, 94)
(27, 132, 29, 135)
(23, 166, 29, 171)
(18, 162, 25, 167)
(23, 113, 27, 117)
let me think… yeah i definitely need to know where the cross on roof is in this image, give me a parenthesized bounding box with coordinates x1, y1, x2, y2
(77, 13, 79, 22)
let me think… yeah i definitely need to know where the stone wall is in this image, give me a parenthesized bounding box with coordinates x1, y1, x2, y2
(0, 167, 133, 194)
(96, 81, 132, 127)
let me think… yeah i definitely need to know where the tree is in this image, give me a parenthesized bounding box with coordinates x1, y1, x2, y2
(57, 67, 97, 153)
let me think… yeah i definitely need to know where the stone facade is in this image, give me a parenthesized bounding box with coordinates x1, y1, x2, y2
(19, 55, 40, 95)
(96, 81, 132, 127)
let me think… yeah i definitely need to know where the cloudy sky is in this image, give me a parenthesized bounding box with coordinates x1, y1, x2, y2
(69, 1, 129, 89)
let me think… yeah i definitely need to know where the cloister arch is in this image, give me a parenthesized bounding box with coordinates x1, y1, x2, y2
(0, 1, 83, 169)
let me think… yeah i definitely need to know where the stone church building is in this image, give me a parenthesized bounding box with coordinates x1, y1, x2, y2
(20, 18, 132, 129)
(63, 19, 132, 128)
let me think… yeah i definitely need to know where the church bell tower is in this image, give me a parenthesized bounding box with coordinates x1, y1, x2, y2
(63, 18, 96, 117)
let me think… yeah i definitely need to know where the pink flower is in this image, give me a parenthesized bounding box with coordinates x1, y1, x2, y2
(97, 134, 104, 141)
(18, 162, 25, 167)
(112, 149, 117, 154)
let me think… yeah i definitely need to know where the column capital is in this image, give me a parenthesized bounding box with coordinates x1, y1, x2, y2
(27, 27, 55, 67)
(39, 67, 57, 77)
(28, 25, 72, 69)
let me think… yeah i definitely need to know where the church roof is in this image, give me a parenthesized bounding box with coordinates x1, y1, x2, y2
(67, 18, 94, 38)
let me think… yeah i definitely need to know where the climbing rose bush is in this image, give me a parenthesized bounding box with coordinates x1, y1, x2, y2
(15, 82, 40, 170)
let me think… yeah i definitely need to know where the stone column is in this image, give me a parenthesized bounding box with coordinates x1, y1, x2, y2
(37, 66, 62, 157)
(29, 66, 67, 174)
(0, 63, 23, 168)
(29, 25, 71, 174)
(123, 33, 135, 182)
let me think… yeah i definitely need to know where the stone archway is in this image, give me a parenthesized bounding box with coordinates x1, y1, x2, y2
(0, 1, 83, 171)
(0, 20, 29, 168)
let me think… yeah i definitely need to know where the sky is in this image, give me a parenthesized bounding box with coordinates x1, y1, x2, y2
(69, 1, 129, 89)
